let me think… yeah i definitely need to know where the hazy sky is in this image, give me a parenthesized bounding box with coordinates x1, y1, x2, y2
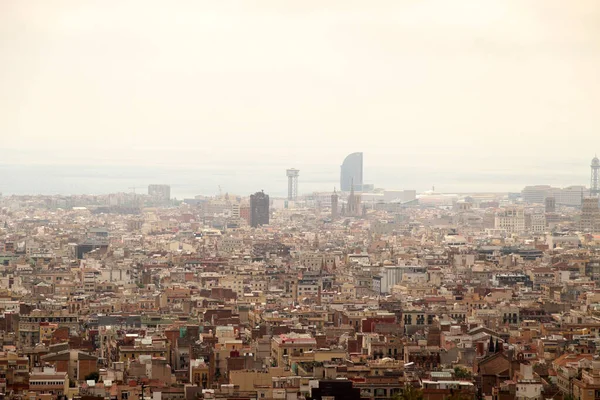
(1, 1, 599, 196)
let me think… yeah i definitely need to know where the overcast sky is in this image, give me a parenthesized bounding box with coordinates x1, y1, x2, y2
(1, 1, 599, 196)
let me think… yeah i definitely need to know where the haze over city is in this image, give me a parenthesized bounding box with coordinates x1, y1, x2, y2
(2, 1, 600, 197)
(5, 2, 600, 400)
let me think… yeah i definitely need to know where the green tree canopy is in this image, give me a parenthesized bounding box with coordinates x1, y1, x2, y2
(84, 371, 100, 382)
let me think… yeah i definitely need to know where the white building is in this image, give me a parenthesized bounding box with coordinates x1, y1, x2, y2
(495, 207, 525, 234)
(529, 214, 546, 233)
(550, 185, 586, 207)
(521, 185, 586, 207)
(379, 265, 427, 294)
(516, 363, 543, 400)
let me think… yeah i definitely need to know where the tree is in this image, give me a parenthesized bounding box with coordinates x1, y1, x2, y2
(488, 336, 495, 353)
(394, 385, 424, 400)
(454, 366, 472, 380)
(84, 371, 100, 382)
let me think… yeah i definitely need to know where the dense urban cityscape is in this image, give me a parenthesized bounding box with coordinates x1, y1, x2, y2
(0, 152, 599, 400)
(3, 1, 600, 399)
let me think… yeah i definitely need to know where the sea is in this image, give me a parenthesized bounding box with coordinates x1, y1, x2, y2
(0, 162, 588, 199)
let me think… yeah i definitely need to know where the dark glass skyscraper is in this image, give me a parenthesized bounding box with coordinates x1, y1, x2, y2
(250, 190, 270, 227)
(340, 152, 363, 192)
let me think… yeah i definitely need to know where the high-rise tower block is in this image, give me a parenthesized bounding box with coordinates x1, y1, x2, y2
(592, 155, 600, 197)
(286, 169, 299, 201)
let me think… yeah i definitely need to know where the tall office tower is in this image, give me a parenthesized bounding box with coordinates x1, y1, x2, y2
(250, 190, 270, 227)
(581, 197, 600, 232)
(340, 152, 363, 192)
(545, 196, 556, 213)
(592, 155, 600, 197)
(286, 168, 299, 201)
(148, 184, 171, 205)
(331, 188, 339, 220)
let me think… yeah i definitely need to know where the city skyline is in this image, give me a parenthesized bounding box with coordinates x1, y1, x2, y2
(0, 151, 597, 199)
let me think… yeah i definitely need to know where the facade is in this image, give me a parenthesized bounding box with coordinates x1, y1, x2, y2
(250, 191, 270, 228)
(553, 186, 586, 207)
(19, 312, 79, 347)
(521, 185, 586, 207)
(377, 265, 426, 294)
(340, 152, 363, 192)
(28, 367, 69, 399)
(530, 214, 546, 233)
(271, 333, 317, 367)
(495, 207, 526, 234)
(581, 198, 600, 232)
